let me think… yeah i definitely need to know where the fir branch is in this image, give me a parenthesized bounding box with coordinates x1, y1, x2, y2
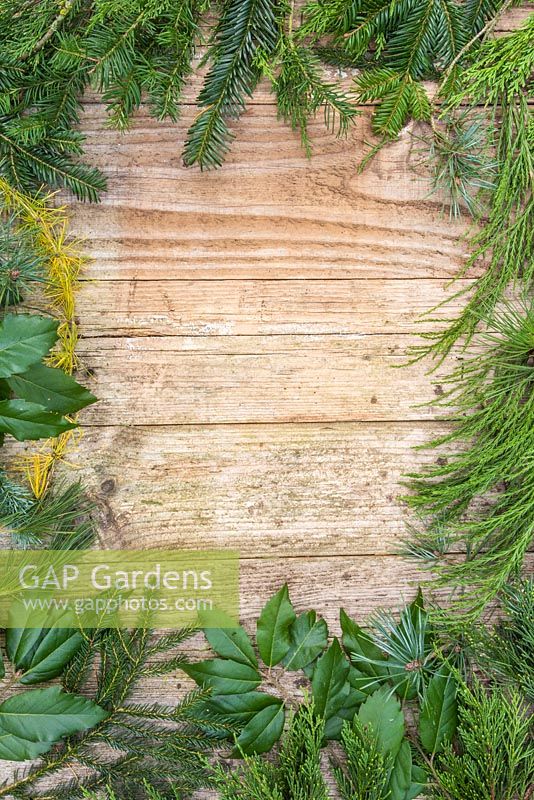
(355, 68, 431, 138)
(0, 121, 106, 202)
(183, 0, 279, 168)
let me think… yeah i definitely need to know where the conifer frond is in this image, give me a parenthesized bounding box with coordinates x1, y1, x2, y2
(274, 37, 359, 156)
(415, 17, 534, 361)
(479, 580, 534, 701)
(355, 68, 431, 138)
(183, 0, 279, 168)
(0, 117, 106, 201)
(465, 0, 507, 35)
(332, 714, 391, 800)
(430, 680, 534, 799)
(405, 301, 534, 621)
(212, 703, 329, 800)
(416, 114, 496, 218)
(0, 628, 225, 799)
(0, 214, 46, 306)
(0, 481, 95, 549)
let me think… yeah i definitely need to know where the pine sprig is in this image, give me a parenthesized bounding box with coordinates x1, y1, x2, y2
(0, 481, 95, 549)
(415, 114, 496, 218)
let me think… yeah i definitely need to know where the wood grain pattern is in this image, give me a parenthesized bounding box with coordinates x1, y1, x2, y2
(0, 8, 530, 791)
(70, 106, 476, 281)
(77, 333, 449, 425)
(60, 422, 448, 556)
(78, 278, 472, 336)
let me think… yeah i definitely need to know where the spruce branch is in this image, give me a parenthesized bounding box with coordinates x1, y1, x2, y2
(20, 0, 76, 60)
(274, 34, 359, 156)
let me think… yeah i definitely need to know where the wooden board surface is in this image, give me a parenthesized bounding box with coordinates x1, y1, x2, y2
(1, 8, 533, 791)
(66, 95, 469, 611)
(67, 422, 449, 556)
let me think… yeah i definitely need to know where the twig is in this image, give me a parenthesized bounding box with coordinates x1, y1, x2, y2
(21, 0, 75, 60)
(439, 0, 515, 91)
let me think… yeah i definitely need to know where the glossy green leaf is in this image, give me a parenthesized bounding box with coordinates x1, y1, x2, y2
(234, 699, 285, 755)
(283, 610, 328, 671)
(20, 629, 85, 685)
(0, 315, 57, 378)
(204, 626, 257, 668)
(340, 608, 389, 678)
(311, 638, 349, 723)
(0, 399, 77, 440)
(358, 687, 405, 757)
(0, 728, 53, 761)
(419, 668, 457, 755)
(6, 627, 44, 669)
(182, 658, 261, 695)
(347, 662, 375, 697)
(208, 691, 280, 724)
(388, 739, 412, 800)
(323, 676, 361, 740)
(7, 363, 97, 414)
(256, 584, 296, 667)
(0, 686, 108, 743)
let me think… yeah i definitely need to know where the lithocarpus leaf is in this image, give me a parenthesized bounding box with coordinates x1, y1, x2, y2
(419, 667, 458, 754)
(233, 699, 285, 755)
(182, 658, 261, 695)
(0, 315, 57, 378)
(204, 625, 257, 668)
(283, 610, 328, 671)
(7, 363, 96, 414)
(0, 686, 108, 760)
(311, 638, 350, 722)
(256, 584, 296, 667)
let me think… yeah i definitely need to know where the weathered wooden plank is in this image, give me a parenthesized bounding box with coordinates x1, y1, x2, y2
(77, 334, 446, 425)
(70, 105, 475, 281)
(77, 278, 472, 337)
(58, 422, 446, 556)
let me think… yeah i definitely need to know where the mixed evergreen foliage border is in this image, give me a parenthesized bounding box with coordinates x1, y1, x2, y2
(0, 0, 533, 797)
